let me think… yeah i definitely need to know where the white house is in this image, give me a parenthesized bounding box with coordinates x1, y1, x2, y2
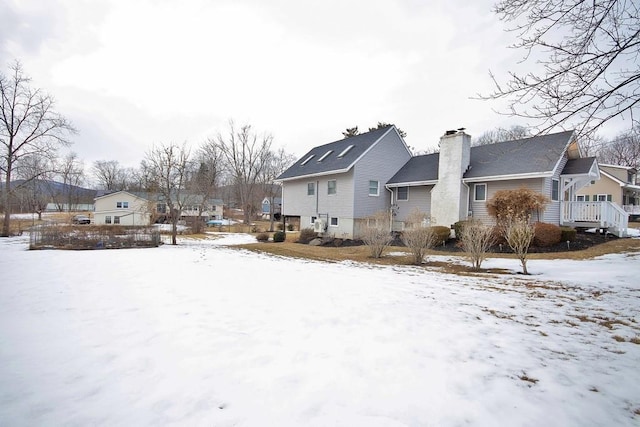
(93, 191, 152, 226)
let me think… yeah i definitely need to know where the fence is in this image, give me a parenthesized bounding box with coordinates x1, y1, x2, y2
(29, 224, 161, 250)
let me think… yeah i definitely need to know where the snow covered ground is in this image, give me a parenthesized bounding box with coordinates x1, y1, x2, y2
(1, 233, 639, 426)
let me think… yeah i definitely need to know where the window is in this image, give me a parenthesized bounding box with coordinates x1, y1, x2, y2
(157, 203, 167, 214)
(552, 179, 559, 201)
(114, 216, 121, 224)
(368, 180, 379, 196)
(474, 184, 486, 201)
(397, 186, 408, 201)
(330, 217, 338, 226)
(307, 182, 315, 196)
(328, 180, 337, 195)
(105, 216, 112, 224)
(596, 194, 609, 201)
(577, 195, 586, 202)
(115, 201, 129, 209)
(311, 216, 317, 225)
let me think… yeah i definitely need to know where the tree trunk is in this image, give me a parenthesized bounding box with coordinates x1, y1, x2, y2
(2, 167, 12, 236)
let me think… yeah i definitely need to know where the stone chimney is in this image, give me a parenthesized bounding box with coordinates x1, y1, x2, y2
(430, 129, 471, 229)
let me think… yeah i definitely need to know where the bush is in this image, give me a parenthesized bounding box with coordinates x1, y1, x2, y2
(256, 232, 269, 242)
(298, 228, 317, 244)
(459, 219, 495, 270)
(453, 220, 469, 239)
(533, 222, 562, 247)
(273, 231, 286, 242)
(430, 226, 452, 245)
(287, 223, 295, 231)
(487, 187, 549, 225)
(560, 226, 577, 242)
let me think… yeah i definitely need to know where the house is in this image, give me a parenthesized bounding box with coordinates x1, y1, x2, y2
(93, 191, 153, 225)
(94, 191, 224, 225)
(261, 197, 282, 219)
(576, 164, 640, 219)
(276, 125, 412, 238)
(278, 126, 630, 238)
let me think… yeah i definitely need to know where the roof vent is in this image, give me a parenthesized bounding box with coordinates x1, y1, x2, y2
(445, 130, 457, 135)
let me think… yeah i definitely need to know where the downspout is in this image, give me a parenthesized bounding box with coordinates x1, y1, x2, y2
(386, 185, 394, 232)
(462, 181, 471, 220)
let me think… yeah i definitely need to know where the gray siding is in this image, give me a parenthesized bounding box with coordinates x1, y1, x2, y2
(353, 131, 412, 218)
(469, 178, 546, 225)
(393, 185, 432, 221)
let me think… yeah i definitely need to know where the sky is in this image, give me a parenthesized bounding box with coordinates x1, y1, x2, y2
(1, 0, 628, 170)
(1, 229, 639, 425)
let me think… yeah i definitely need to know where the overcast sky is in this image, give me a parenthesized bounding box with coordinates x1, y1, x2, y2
(2, 0, 619, 169)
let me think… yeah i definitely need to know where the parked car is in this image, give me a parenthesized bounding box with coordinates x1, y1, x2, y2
(72, 214, 91, 224)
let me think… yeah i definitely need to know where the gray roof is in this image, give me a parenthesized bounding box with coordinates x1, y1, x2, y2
(562, 157, 597, 175)
(276, 126, 395, 180)
(388, 130, 576, 185)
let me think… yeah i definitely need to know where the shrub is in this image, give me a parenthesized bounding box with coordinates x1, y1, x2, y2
(298, 228, 317, 243)
(459, 219, 495, 270)
(560, 226, 577, 242)
(273, 231, 286, 242)
(453, 220, 469, 239)
(504, 217, 535, 274)
(533, 222, 562, 247)
(401, 226, 437, 265)
(431, 226, 452, 245)
(487, 187, 549, 225)
(287, 223, 295, 231)
(256, 232, 269, 242)
(362, 210, 394, 258)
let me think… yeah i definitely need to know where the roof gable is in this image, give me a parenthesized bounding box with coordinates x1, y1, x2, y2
(276, 126, 403, 181)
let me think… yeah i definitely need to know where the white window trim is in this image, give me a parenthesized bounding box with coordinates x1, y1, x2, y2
(397, 186, 409, 201)
(474, 183, 487, 201)
(328, 180, 337, 195)
(368, 180, 379, 197)
(307, 182, 315, 196)
(551, 179, 559, 201)
(330, 217, 338, 226)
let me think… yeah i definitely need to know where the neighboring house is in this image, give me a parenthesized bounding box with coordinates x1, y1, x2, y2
(276, 125, 413, 238)
(576, 164, 640, 217)
(278, 126, 630, 238)
(94, 191, 152, 225)
(261, 197, 282, 218)
(94, 191, 224, 225)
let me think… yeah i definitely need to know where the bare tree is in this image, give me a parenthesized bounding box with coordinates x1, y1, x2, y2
(482, 0, 640, 137)
(215, 120, 273, 224)
(92, 160, 130, 191)
(260, 147, 296, 231)
(459, 219, 495, 270)
(361, 210, 393, 258)
(189, 139, 224, 233)
(144, 143, 191, 245)
(13, 154, 53, 218)
(54, 152, 85, 212)
(473, 125, 531, 146)
(1, 60, 75, 236)
(597, 125, 640, 169)
(503, 216, 535, 275)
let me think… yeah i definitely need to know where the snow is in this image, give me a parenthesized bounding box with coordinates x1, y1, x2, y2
(1, 233, 639, 426)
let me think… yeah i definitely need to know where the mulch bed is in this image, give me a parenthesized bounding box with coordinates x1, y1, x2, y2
(314, 230, 617, 253)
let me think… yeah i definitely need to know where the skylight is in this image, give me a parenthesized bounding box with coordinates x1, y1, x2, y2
(300, 154, 315, 165)
(317, 150, 333, 162)
(337, 144, 354, 158)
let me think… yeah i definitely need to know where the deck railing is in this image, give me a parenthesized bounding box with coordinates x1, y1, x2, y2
(623, 205, 640, 215)
(562, 201, 628, 236)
